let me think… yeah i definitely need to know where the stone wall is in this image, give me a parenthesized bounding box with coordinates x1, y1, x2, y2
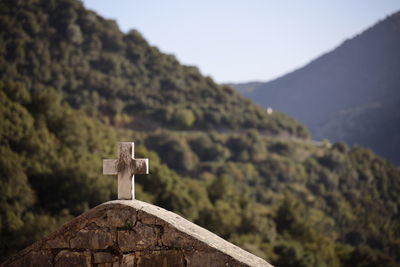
(1, 200, 272, 267)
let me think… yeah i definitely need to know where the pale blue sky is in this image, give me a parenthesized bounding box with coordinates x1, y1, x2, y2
(82, 0, 400, 83)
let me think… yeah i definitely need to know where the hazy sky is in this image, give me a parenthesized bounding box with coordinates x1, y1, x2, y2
(82, 1, 400, 83)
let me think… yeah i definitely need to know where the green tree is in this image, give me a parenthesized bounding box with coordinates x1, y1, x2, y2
(171, 109, 196, 129)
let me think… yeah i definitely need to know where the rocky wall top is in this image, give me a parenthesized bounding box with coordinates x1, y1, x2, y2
(1, 200, 272, 267)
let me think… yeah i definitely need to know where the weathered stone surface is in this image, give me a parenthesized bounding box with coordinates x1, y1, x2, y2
(118, 222, 158, 251)
(121, 254, 135, 267)
(121, 200, 271, 266)
(70, 229, 115, 249)
(31, 250, 53, 266)
(91, 208, 136, 228)
(44, 235, 69, 249)
(5, 250, 53, 267)
(54, 250, 90, 267)
(161, 224, 196, 249)
(97, 263, 120, 267)
(137, 209, 165, 225)
(136, 250, 184, 267)
(2, 200, 272, 267)
(93, 252, 116, 264)
(184, 250, 246, 267)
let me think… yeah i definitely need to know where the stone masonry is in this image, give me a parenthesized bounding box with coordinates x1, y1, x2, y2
(1, 200, 272, 267)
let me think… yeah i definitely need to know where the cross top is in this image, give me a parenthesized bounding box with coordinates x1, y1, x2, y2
(103, 142, 149, 200)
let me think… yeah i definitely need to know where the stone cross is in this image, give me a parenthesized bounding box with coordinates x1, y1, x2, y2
(103, 142, 149, 200)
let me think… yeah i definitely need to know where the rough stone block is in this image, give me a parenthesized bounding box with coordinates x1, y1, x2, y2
(45, 235, 69, 249)
(6, 250, 53, 267)
(121, 254, 135, 267)
(91, 208, 136, 228)
(161, 226, 195, 249)
(184, 250, 241, 267)
(70, 229, 115, 249)
(118, 222, 157, 251)
(137, 210, 164, 225)
(136, 250, 184, 267)
(55, 250, 91, 267)
(93, 252, 117, 263)
(97, 263, 121, 267)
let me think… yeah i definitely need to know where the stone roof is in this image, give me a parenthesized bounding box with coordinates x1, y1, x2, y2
(2, 200, 272, 267)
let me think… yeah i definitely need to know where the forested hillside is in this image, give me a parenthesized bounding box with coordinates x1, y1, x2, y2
(1, 0, 399, 266)
(231, 11, 400, 165)
(0, 0, 307, 136)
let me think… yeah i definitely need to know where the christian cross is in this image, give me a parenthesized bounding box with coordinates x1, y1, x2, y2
(103, 142, 149, 200)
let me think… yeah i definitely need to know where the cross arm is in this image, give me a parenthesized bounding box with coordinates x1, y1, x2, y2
(103, 159, 118, 175)
(103, 158, 149, 175)
(132, 158, 149, 174)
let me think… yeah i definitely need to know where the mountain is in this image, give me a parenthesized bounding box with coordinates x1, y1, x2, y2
(231, 11, 400, 165)
(229, 81, 265, 95)
(1, 1, 399, 266)
(0, 0, 307, 137)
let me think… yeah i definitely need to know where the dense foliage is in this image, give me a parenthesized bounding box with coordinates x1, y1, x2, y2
(0, 0, 307, 137)
(0, 0, 399, 266)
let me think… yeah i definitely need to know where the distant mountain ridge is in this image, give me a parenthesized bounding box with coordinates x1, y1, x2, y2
(231, 11, 400, 164)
